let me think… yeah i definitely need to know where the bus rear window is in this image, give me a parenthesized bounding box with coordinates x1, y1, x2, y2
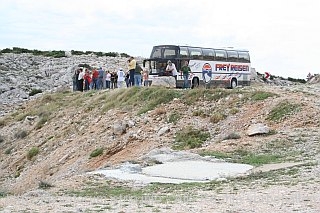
(150, 48, 161, 58)
(163, 49, 177, 59)
(179, 47, 189, 58)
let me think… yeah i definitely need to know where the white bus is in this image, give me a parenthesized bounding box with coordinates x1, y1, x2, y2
(143, 45, 251, 88)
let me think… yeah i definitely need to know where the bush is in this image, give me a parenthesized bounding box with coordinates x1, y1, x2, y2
(29, 89, 43, 96)
(90, 148, 103, 158)
(0, 134, 4, 143)
(250, 91, 276, 101)
(210, 112, 227, 123)
(39, 180, 53, 189)
(267, 101, 301, 121)
(14, 130, 28, 139)
(27, 147, 39, 160)
(173, 126, 210, 150)
(168, 111, 181, 124)
(223, 132, 241, 140)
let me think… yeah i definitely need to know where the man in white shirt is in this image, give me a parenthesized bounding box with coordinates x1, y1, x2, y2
(117, 68, 125, 88)
(166, 60, 178, 81)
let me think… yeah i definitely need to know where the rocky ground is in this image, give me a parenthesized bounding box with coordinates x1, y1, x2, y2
(1, 53, 320, 212)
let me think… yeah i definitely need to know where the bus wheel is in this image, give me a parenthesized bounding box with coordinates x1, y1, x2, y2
(192, 78, 199, 89)
(231, 79, 237, 89)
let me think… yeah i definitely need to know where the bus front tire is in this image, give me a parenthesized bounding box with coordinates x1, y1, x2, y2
(231, 79, 237, 89)
(191, 78, 199, 89)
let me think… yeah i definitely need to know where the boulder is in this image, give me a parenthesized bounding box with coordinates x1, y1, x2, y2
(151, 76, 176, 88)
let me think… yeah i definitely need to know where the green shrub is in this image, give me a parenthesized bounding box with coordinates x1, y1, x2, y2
(168, 111, 181, 124)
(251, 91, 276, 101)
(223, 132, 241, 140)
(35, 114, 49, 130)
(14, 130, 28, 139)
(173, 126, 210, 150)
(27, 147, 39, 160)
(5, 147, 13, 155)
(267, 101, 301, 121)
(90, 148, 103, 158)
(210, 112, 227, 123)
(39, 180, 53, 189)
(29, 89, 43, 96)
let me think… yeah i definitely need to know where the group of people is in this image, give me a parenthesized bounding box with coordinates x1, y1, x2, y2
(72, 56, 192, 92)
(73, 56, 150, 92)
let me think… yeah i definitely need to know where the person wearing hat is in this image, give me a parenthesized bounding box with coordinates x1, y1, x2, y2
(166, 60, 178, 82)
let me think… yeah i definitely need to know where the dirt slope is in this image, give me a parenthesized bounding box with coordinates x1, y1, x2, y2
(1, 82, 320, 195)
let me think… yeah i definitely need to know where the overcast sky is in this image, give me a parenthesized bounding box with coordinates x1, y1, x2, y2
(1, 0, 319, 79)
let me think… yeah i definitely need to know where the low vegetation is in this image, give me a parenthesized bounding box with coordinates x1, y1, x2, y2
(29, 88, 43, 96)
(173, 126, 210, 150)
(27, 147, 39, 160)
(90, 148, 103, 158)
(199, 149, 282, 166)
(267, 101, 301, 121)
(0, 47, 129, 58)
(250, 91, 277, 101)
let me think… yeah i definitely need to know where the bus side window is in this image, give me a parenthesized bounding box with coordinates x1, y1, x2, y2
(238, 51, 250, 63)
(202, 48, 215, 60)
(189, 47, 203, 60)
(215, 49, 227, 61)
(227, 50, 239, 62)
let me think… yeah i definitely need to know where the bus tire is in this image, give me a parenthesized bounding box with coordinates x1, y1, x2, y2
(191, 78, 199, 89)
(231, 78, 237, 89)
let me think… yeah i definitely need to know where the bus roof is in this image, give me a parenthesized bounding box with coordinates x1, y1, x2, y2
(153, 45, 249, 52)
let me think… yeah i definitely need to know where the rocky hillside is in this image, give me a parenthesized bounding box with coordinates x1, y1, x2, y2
(1, 81, 320, 193)
(0, 53, 136, 116)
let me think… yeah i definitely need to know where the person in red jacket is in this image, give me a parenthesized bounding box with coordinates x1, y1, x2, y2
(91, 68, 99, 89)
(83, 69, 92, 91)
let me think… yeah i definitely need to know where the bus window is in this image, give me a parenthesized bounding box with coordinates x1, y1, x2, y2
(163, 48, 177, 59)
(227, 50, 238, 62)
(202, 48, 215, 60)
(238, 51, 250, 63)
(179, 46, 189, 58)
(151, 48, 161, 58)
(215, 49, 227, 61)
(188, 47, 203, 59)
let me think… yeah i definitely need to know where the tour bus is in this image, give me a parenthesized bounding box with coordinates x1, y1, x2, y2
(143, 45, 251, 88)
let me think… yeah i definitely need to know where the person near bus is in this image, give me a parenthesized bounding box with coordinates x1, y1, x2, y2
(180, 61, 191, 89)
(127, 56, 136, 86)
(143, 68, 149, 87)
(166, 60, 178, 82)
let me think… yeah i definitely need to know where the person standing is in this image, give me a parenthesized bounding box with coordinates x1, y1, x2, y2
(180, 61, 191, 89)
(128, 56, 136, 86)
(117, 68, 125, 88)
(106, 70, 111, 89)
(143, 69, 149, 87)
(91, 68, 99, 90)
(134, 62, 142, 86)
(97, 67, 104, 89)
(166, 60, 178, 82)
(77, 68, 85, 92)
